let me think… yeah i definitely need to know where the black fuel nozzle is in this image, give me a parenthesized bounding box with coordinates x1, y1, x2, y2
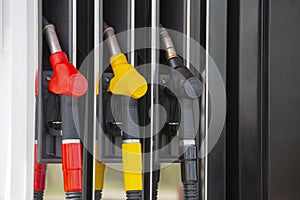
(160, 26, 203, 99)
(160, 25, 199, 200)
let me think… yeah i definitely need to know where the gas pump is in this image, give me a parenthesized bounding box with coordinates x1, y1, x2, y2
(35, 8, 202, 200)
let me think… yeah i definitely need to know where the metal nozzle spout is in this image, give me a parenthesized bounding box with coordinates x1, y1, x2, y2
(160, 27, 177, 60)
(103, 24, 122, 56)
(42, 17, 62, 54)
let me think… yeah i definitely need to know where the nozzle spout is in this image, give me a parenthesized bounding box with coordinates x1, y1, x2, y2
(43, 17, 62, 54)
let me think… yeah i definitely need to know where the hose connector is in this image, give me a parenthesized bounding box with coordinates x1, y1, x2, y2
(160, 27, 177, 60)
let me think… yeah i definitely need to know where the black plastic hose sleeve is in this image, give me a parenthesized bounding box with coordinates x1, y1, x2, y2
(181, 145, 198, 200)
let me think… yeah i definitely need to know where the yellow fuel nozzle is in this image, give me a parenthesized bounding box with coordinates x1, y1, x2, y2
(108, 53, 148, 99)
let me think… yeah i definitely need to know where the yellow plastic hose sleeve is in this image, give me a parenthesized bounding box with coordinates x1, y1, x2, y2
(122, 142, 143, 191)
(94, 143, 105, 190)
(95, 161, 106, 190)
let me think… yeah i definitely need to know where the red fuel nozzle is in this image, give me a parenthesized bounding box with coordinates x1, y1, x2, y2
(48, 51, 88, 98)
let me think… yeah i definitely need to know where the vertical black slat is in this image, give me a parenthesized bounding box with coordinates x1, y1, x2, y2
(207, 0, 227, 199)
(200, 0, 206, 49)
(269, 0, 300, 199)
(260, 0, 269, 199)
(160, 0, 185, 32)
(238, 0, 262, 199)
(226, 0, 240, 199)
(77, 0, 95, 199)
(135, 0, 152, 199)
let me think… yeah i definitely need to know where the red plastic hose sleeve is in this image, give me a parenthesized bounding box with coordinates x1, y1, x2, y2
(34, 144, 47, 191)
(62, 141, 82, 192)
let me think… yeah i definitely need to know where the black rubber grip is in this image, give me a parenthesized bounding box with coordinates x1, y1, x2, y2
(34, 191, 44, 200)
(181, 145, 198, 200)
(183, 183, 198, 200)
(152, 183, 158, 200)
(95, 190, 102, 200)
(179, 99, 196, 140)
(61, 95, 80, 140)
(126, 190, 142, 200)
(152, 169, 160, 200)
(65, 192, 82, 200)
(152, 180, 159, 200)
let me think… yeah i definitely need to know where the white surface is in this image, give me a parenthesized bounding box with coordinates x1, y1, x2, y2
(0, 0, 3, 50)
(0, 0, 36, 199)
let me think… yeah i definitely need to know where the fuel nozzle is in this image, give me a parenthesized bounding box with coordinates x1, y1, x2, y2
(160, 27, 202, 99)
(160, 25, 199, 200)
(43, 16, 85, 200)
(103, 22, 144, 200)
(103, 22, 147, 99)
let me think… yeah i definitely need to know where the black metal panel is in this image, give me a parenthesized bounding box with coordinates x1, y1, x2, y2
(226, 0, 271, 199)
(238, 0, 263, 199)
(269, 0, 300, 199)
(226, 0, 240, 199)
(226, 0, 265, 199)
(37, 0, 74, 163)
(207, 0, 227, 199)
